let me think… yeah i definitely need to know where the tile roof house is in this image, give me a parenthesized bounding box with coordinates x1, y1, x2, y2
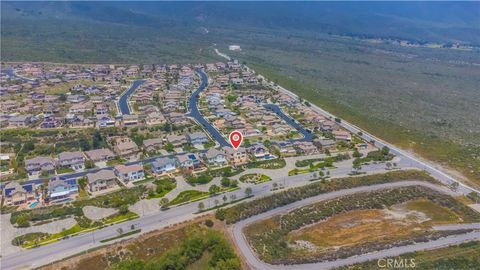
(146, 112, 166, 126)
(177, 153, 203, 171)
(143, 138, 164, 152)
(47, 177, 78, 201)
(293, 141, 319, 155)
(25, 156, 55, 177)
(166, 134, 187, 147)
(187, 132, 209, 145)
(84, 148, 116, 163)
(86, 170, 118, 193)
(151, 157, 178, 175)
(114, 164, 145, 184)
(248, 143, 274, 160)
(8, 115, 33, 128)
(225, 146, 248, 166)
(332, 130, 352, 142)
(2, 182, 36, 206)
(203, 148, 227, 166)
(57, 151, 85, 170)
(113, 137, 140, 159)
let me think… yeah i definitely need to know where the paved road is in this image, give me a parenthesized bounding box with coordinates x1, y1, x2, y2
(1, 68, 37, 82)
(0, 169, 324, 269)
(231, 180, 480, 270)
(118, 80, 145, 115)
(187, 69, 230, 146)
(264, 104, 313, 142)
(213, 48, 480, 196)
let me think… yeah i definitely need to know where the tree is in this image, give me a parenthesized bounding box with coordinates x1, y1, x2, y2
(221, 177, 231, 187)
(198, 202, 205, 211)
(381, 146, 390, 155)
(245, 187, 253, 197)
(16, 215, 30, 227)
(222, 195, 228, 204)
(353, 149, 362, 158)
(119, 204, 129, 214)
(324, 149, 331, 156)
(214, 199, 219, 206)
(386, 162, 392, 170)
(352, 158, 362, 173)
(117, 228, 124, 235)
(160, 198, 169, 210)
(230, 194, 237, 201)
(209, 184, 220, 194)
(450, 182, 459, 192)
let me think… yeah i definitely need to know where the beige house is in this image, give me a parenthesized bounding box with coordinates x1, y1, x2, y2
(113, 137, 140, 159)
(225, 146, 249, 166)
(2, 182, 36, 206)
(86, 170, 118, 193)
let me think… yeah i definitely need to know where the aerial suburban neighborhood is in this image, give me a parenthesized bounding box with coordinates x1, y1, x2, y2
(1, 59, 375, 209)
(1, 51, 479, 270)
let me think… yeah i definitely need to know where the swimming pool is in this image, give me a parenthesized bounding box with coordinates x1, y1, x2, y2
(28, 201, 39, 209)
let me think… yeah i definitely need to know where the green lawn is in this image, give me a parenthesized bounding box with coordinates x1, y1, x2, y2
(170, 190, 209, 205)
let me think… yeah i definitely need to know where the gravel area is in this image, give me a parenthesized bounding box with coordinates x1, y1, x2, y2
(0, 213, 76, 257)
(82, 206, 118, 221)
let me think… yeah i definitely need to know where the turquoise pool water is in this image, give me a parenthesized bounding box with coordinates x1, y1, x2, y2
(28, 201, 39, 209)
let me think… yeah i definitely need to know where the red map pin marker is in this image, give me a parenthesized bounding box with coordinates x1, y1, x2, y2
(229, 130, 243, 150)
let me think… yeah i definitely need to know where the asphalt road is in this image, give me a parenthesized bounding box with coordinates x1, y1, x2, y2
(0, 165, 405, 270)
(231, 180, 480, 270)
(263, 104, 313, 142)
(117, 79, 145, 115)
(187, 69, 230, 147)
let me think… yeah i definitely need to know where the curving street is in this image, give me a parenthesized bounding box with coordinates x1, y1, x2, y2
(187, 69, 230, 146)
(117, 79, 145, 115)
(231, 180, 480, 270)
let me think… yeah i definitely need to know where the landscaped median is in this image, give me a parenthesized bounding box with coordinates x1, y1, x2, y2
(169, 186, 241, 206)
(239, 173, 271, 184)
(13, 211, 139, 249)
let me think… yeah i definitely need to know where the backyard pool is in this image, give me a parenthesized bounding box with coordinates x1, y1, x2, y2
(28, 201, 39, 209)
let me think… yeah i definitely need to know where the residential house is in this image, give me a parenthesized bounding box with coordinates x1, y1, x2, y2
(313, 139, 336, 151)
(143, 138, 163, 152)
(57, 151, 85, 170)
(84, 148, 116, 163)
(294, 141, 319, 155)
(203, 148, 227, 166)
(151, 157, 178, 175)
(248, 143, 274, 160)
(187, 132, 209, 145)
(25, 156, 55, 177)
(166, 134, 187, 147)
(177, 153, 203, 171)
(272, 141, 296, 157)
(146, 112, 166, 126)
(40, 117, 62, 129)
(332, 130, 352, 142)
(114, 164, 145, 184)
(96, 115, 116, 128)
(86, 170, 118, 193)
(8, 115, 33, 128)
(47, 177, 78, 201)
(113, 137, 140, 159)
(225, 146, 248, 166)
(2, 182, 36, 206)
